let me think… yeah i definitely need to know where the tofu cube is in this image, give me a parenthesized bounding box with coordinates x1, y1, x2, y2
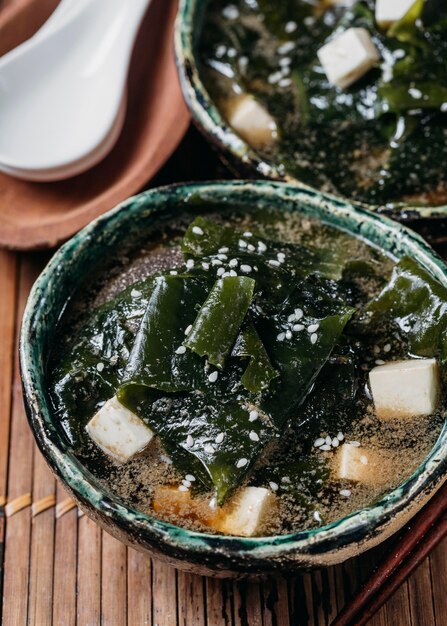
(227, 95, 277, 148)
(369, 358, 440, 419)
(317, 27, 380, 89)
(218, 487, 277, 537)
(375, 0, 416, 29)
(334, 443, 390, 485)
(86, 396, 153, 463)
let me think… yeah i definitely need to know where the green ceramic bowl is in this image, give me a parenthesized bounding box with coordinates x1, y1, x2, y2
(174, 0, 447, 222)
(20, 181, 447, 577)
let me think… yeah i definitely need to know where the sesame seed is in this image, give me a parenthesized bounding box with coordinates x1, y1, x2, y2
(202, 262, 210, 270)
(278, 41, 295, 55)
(215, 432, 225, 444)
(320, 444, 331, 451)
(375, 359, 385, 365)
(293, 324, 305, 332)
(285, 20, 297, 33)
(186, 259, 195, 270)
(337, 432, 344, 441)
(307, 323, 320, 333)
(279, 77, 292, 88)
(277, 332, 286, 342)
(238, 239, 248, 248)
(281, 476, 291, 483)
(384, 343, 391, 353)
(409, 87, 423, 99)
(204, 443, 215, 454)
(313, 511, 322, 522)
(258, 241, 267, 253)
(227, 47, 237, 58)
(247, 244, 255, 252)
(285, 330, 292, 340)
(268, 259, 281, 267)
(222, 4, 239, 20)
(96, 362, 104, 372)
(288, 313, 296, 323)
(360, 455, 368, 465)
(211, 258, 223, 266)
(185, 474, 196, 482)
(310, 333, 318, 344)
(314, 438, 325, 447)
(222, 271, 231, 278)
(249, 431, 260, 442)
(184, 325, 192, 335)
(215, 45, 227, 58)
(295, 308, 304, 320)
(170, 270, 178, 275)
(239, 56, 249, 69)
(349, 441, 361, 447)
(373, 345, 380, 354)
(131, 289, 142, 298)
(243, 231, 253, 237)
(229, 270, 238, 277)
(340, 489, 351, 497)
(217, 267, 225, 276)
(182, 479, 191, 487)
(229, 258, 238, 267)
(249, 410, 258, 422)
(208, 371, 218, 383)
(209, 497, 217, 510)
(332, 438, 339, 448)
(268, 71, 283, 85)
(325, 436, 332, 445)
(217, 253, 228, 260)
(236, 458, 248, 468)
(175, 345, 186, 355)
(277, 252, 286, 263)
(178, 485, 189, 492)
(269, 481, 279, 492)
(192, 226, 204, 235)
(186, 435, 194, 448)
(218, 247, 229, 254)
(240, 264, 252, 273)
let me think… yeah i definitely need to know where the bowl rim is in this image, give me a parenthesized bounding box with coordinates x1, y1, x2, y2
(174, 0, 447, 221)
(20, 179, 447, 563)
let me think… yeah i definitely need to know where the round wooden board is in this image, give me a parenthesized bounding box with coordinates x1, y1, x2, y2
(0, 0, 190, 250)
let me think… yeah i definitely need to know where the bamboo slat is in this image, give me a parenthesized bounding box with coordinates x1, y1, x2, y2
(77, 516, 101, 626)
(127, 549, 152, 626)
(151, 560, 178, 626)
(101, 533, 127, 626)
(177, 572, 207, 626)
(205, 577, 233, 626)
(52, 483, 77, 626)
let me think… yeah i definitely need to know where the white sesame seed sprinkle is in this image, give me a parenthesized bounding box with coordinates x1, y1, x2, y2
(293, 324, 305, 332)
(192, 226, 204, 236)
(285, 20, 297, 33)
(227, 47, 237, 58)
(170, 270, 178, 275)
(279, 77, 292, 88)
(337, 432, 344, 441)
(222, 4, 239, 20)
(185, 474, 196, 482)
(281, 476, 291, 483)
(332, 438, 339, 448)
(268, 71, 283, 84)
(212, 258, 223, 266)
(175, 345, 186, 355)
(178, 485, 189, 492)
(313, 511, 322, 523)
(184, 325, 192, 335)
(349, 441, 361, 447)
(243, 231, 253, 237)
(131, 289, 142, 298)
(229, 258, 238, 267)
(295, 308, 303, 320)
(209, 497, 217, 510)
(204, 443, 215, 454)
(269, 481, 279, 492)
(340, 489, 351, 497)
(277, 332, 286, 342)
(325, 436, 332, 445)
(208, 371, 218, 383)
(249, 431, 260, 442)
(217, 253, 228, 261)
(384, 343, 391, 353)
(247, 244, 255, 252)
(96, 362, 104, 372)
(258, 241, 267, 253)
(215, 432, 225, 444)
(320, 444, 331, 451)
(375, 359, 385, 365)
(222, 271, 231, 278)
(202, 262, 210, 270)
(217, 267, 225, 276)
(229, 270, 238, 277)
(310, 333, 318, 344)
(182, 479, 191, 488)
(307, 323, 320, 333)
(240, 264, 252, 273)
(314, 438, 325, 447)
(238, 239, 248, 248)
(277, 252, 286, 263)
(218, 247, 229, 254)
(278, 41, 296, 55)
(215, 45, 227, 58)
(249, 410, 258, 422)
(236, 458, 248, 468)
(288, 313, 296, 323)
(186, 435, 194, 448)
(268, 259, 281, 267)
(285, 330, 292, 340)
(186, 259, 195, 270)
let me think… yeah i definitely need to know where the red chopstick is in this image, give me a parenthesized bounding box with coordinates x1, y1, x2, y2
(331, 481, 447, 626)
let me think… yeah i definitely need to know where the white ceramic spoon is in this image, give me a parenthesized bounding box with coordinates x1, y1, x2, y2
(0, 0, 151, 181)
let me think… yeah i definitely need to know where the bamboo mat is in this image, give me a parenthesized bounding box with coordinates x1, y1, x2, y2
(1, 249, 447, 626)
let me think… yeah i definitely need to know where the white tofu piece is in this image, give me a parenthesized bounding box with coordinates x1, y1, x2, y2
(334, 443, 390, 485)
(218, 487, 277, 537)
(375, 0, 416, 30)
(369, 358, 440, 419)
(227, 95, 277, 148)
(317, 27, 380, 89)
(86, 396, 153, 463)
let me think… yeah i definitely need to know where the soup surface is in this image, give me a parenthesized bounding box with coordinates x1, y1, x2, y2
(49, 206, 445, 536)
(199, 0, 447, 207)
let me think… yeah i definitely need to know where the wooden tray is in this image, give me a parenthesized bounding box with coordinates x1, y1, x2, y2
(0, 0, 190, 250)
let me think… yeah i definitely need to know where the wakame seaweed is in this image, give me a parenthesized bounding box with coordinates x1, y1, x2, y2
(200, 0, 447, 206)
